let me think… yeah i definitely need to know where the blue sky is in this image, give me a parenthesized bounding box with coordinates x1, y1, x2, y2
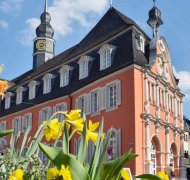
(0, 0, 190, 116)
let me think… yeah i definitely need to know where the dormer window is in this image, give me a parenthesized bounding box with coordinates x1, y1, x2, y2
(78, 56, 93, 79)
(59, 65, 73, 87)
(98, 44, 116, 70)
(28, 80, 39, 100)
(5, 92, 13, 109)
(43, 73, 54, 94)
(135, 34, 145, 53)
(16, 86, 25, 105)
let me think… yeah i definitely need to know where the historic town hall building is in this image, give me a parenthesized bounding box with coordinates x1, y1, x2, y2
(0, 0, 187, 178)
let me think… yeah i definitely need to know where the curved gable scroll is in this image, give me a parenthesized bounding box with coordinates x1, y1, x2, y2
(149, 36, 178, 88)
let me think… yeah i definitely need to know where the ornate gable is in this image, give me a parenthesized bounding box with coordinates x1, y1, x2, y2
(149, 36, 178, 88)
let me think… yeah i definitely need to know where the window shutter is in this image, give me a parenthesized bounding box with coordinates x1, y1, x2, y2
(29, 113, 32, 131)
(21, 116, 24, 132)
(3, 122, 6, 130)
(116, 80, 121, 106)
(84, 94, 88, 115)
(117, 129, 121, 157)
(100, 87, 106, 110)
(48, 107, 52, 120)
(38, 111, 42, 127)
(86, 93, 91, 115)
(75, 98, 79, 109)
(18, 117, 21, 132)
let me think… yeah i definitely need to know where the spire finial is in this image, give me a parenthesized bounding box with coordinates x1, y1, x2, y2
(44, 0, 48, 12)
(109, 0, 112, 8)
(153, 0, 156, 6)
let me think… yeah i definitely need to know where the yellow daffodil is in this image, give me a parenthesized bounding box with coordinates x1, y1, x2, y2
(43, 118, 62, 142)
(156, 172, 169, 180)
(120, 169, 131, 180)
(0, 80, 8, 95)
(59, 165, 72, 180)
(64, 109, 84, 131)
(8, 169, 24, 180)
(46, 167, 59, 180)
(86, 120, 104, 144)
(65, 109, 82, 121)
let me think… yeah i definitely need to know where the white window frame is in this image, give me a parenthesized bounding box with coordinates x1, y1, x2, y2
(12, 117, 21, 134)
(75, 94, 88, 114)
(78, 56, 93, 80)
(106, 80, 121, 109)
(0, 121, 6, 131)
(5, 92, 13, 109)
(43, 73, 54, 94)
(21, 113, 32, 132)
(59, 65, 73, 87)
(106, 128, 121, 161)
(91, 89, 100, 114)
(16, 86, 25, 105)
(53, 102, 67, 121)
(39, 107, 52, 126)
(136, 34, 145, 53)
(98, 44, 116, 71)
(28, 80, 39, 100)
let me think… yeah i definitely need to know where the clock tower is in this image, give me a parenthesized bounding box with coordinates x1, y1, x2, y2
(33, 0, 55, 69)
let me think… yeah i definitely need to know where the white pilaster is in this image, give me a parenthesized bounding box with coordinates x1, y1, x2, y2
(145, 119, 152, 173)
(174, 93, 178, 127)
(180, 133, 187, 179)
(144, 74, 150, 113)
(165, 86, 170, 123)
(165, 127, 170, 166)
(156, 81, 160, 118)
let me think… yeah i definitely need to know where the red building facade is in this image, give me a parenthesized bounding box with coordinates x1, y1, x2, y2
(0, 2, 187, 178)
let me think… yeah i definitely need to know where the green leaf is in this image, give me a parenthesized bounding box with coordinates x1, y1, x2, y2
(77, 122, 87, 164)
(63, 124, 69, 154)
(100, 149, 138, 180)
(0, 129, 14, 137)
(19, 127, 30, 157)
(136, 174, 162, 180)
(89, 120, 104, 179)
(93, 130, 111, 180)
(38, 143, 90, 180)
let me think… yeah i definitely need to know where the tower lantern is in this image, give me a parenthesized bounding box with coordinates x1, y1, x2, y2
(147, 0, 163, 38)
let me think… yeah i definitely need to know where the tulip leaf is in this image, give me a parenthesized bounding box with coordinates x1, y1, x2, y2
(136, 174, 162, 180)
(38, 143, 90, 180)
(100, 149, 138, 180)
(63, 124, 69, 154)
(77, 122, 87, 164)
(0, 129, 14, 137)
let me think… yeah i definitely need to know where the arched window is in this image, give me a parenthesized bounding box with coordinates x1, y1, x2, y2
(150, 136, 162, 174)
(106, 128, 121, 161)
(170, 148, 174, 165)
(170, 143, 178, 168)
(151, 141, 157, 174)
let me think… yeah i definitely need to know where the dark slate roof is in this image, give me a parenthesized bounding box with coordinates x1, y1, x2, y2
(11, 7, 150, 86)
(0, 7, 150, 117)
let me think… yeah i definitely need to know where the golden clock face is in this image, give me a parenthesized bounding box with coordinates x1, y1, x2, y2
(36, 40, 46, 51)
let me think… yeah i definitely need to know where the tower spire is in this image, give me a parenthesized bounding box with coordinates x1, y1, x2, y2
(44, 0, 48, 12)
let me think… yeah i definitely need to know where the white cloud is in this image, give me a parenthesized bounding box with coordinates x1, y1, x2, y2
(0, 20, 8, 29)
(173, 66, 190, 102)
(20, 0, 109, 46)
(0, 0, 23, 14)
(19, 18, 40, 46)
